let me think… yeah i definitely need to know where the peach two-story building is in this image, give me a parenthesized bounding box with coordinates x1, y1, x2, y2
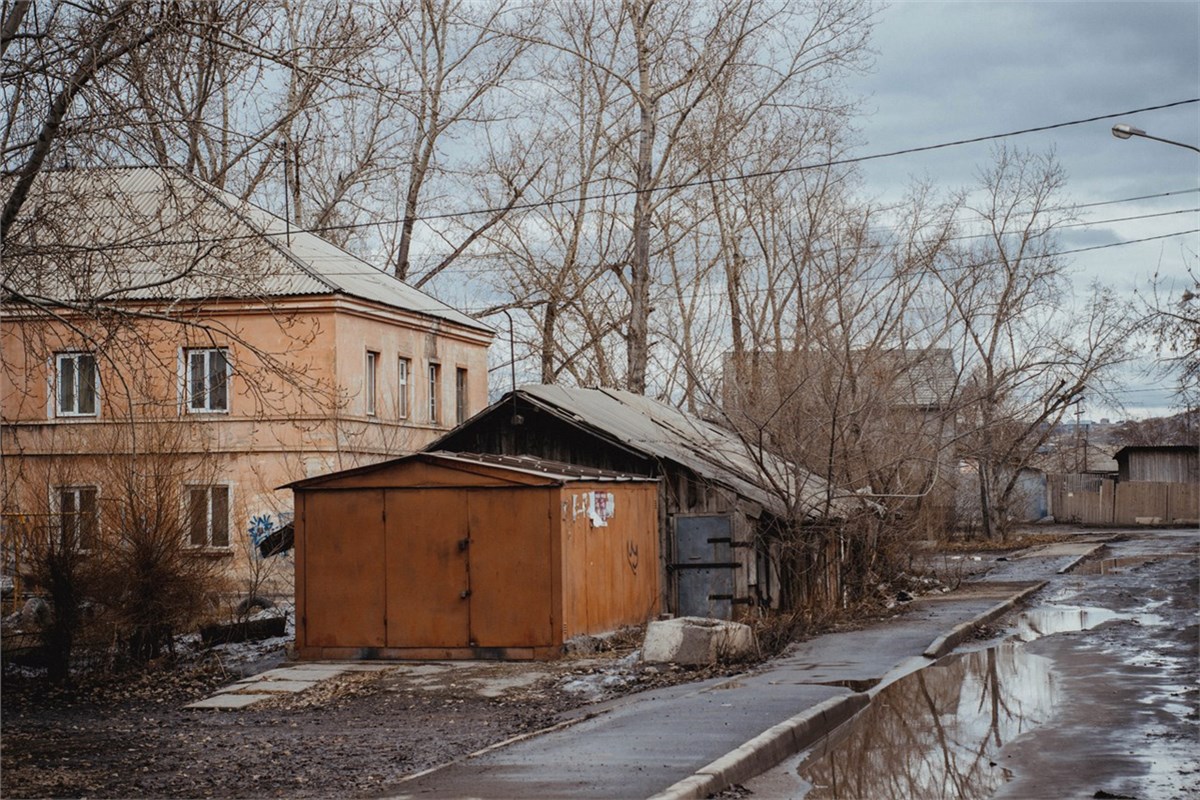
(1, 167, 492, 589)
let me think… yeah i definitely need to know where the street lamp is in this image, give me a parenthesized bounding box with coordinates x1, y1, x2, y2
(1111, 123, 1200, 153)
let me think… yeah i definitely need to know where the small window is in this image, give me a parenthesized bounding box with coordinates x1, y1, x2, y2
(186, 348, 229, 413)
(56, 486, 98, 551)
(455, 368, 468, 424)
(187, 485, 230, 548)
(365, 351, 379, 416)
(428, 363, 440, 423)
(55, 353, 98, 416)
(397, 357, 410, 419)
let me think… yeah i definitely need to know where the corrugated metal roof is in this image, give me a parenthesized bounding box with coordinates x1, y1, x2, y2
(430, 452, 656, 483)
(3, 167, 489, 333)
(281, 450, 651, 489)
(512, 385, 861, 520)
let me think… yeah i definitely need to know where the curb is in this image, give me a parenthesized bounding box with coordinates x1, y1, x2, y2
(1056, 541, 1111, 574)
(647, 692, 870, 800)
(922, 580, 1047, 659)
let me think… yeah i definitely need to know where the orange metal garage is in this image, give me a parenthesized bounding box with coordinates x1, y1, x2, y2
(285, 452, 660, 660)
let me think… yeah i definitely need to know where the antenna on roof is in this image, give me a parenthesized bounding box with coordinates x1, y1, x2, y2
(277, 139, 292, 247)
(499, 309, 523, 425)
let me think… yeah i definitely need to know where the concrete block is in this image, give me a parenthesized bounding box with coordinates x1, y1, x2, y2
(642, 616, 757, 665)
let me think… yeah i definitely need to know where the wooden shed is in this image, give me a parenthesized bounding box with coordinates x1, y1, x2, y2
(285, 452, 660, 660)
(430, 386, 864, 620)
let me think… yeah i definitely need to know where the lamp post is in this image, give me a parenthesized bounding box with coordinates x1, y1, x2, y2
(1111, 123, 1200, 153)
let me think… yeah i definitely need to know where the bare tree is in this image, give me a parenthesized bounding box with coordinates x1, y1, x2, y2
(933, 147, 1134, 539)
(480, 0, 874, 394)
(1142, 263, 1199, 408)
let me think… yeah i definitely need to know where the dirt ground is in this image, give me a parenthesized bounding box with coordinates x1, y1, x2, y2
(1, 641, 744, 798)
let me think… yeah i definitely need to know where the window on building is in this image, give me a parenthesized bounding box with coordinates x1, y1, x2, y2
(455, 368, 468, 424)
(55, 353, 98, 416)
(57, 486, 98, 550)
(365, 351, 379, 416)
(187, 485, 230, 548)
(186, 348, 229, 413)
(397, 357, 410, 418)
(428, 363, 440, 423)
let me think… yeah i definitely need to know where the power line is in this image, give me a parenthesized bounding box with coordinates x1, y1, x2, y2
(463, 227, 1200, 310)
(449, 213, 1199, 277)
(9, 100, 1197, 255)
(305, 98, 1200, 233)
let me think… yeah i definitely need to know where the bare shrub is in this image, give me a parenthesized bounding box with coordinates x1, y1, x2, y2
(89, 425, 228, 663)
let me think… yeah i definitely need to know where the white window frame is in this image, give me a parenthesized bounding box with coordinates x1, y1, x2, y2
(365, 350, 379, 416)
(397, 357, 410, 419)
(54, 352, 99, 417)
(185, 485, 231, 549)
(455, 367, 468, 424)
(428, 363, 441, 424)
(183, 348, 230, 414)
(53, 485, 99, 551)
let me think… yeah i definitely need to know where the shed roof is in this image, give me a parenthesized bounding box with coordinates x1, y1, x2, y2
(1114, 444, 1199, 460)
(434, 385, 863, 520)
(282, 451, 655, 490)
(3, 167, 488, 333)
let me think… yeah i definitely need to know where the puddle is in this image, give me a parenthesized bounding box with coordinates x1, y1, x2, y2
(1010, 605, 1164, 643)
(794, 643, 1057, 799)
(1072, 553, 1192, 575)
(791, 604, 1171, 798)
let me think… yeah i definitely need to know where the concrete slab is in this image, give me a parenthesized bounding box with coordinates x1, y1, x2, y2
(236, 680, 318, 694)
(336, 663, 396, 672)
(185, 693, 273, 710)
(267, 666, 345, 681)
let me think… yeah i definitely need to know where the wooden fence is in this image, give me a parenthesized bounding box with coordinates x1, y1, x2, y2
(1048, 476, 1199, 525)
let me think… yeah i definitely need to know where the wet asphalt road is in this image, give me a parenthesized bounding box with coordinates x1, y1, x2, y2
(749, 528, 1199, 800)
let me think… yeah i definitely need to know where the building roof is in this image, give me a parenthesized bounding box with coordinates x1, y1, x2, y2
(1114, 444, 1199, 460)
(2, 166, 489, 333)
(435, 385, 865, 521)
(282, 451, 655, 490)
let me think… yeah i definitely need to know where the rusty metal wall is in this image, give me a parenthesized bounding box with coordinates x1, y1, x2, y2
(384, 489, 470, 648)
(296, 460, 658, 658)
(560, 482, 659, 640)
(465, 488, 556, 648)
(301, 486, 556, 652)
(300, 489, 387, 648)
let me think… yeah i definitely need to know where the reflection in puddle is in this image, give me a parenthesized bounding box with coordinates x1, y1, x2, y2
(796, 644, 1057, 799)
(1010, 606, 1163, 643)
(794, 604, 1169, 798)
(1073, 553, 1191, 575)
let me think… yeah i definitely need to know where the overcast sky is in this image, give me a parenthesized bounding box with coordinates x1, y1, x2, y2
(845, 0, 1199, 420)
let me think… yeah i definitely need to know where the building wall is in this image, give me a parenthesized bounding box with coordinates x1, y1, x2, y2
(1119, 450, 1199, 484)
(1, 296, 491, 595)
(559, 481, 660, 640)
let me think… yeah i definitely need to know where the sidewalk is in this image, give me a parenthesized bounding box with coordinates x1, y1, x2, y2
(385, 540, 1106, 800)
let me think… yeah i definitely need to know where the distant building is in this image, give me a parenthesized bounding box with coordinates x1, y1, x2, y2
(1114, 445, 1199, 484)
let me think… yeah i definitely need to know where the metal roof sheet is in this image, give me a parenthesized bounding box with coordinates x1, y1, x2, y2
(280, 450, 651, 490)
(3, 167, 489, 333)
(430, 452, 656, 482)
(514, 385, 861, 520)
